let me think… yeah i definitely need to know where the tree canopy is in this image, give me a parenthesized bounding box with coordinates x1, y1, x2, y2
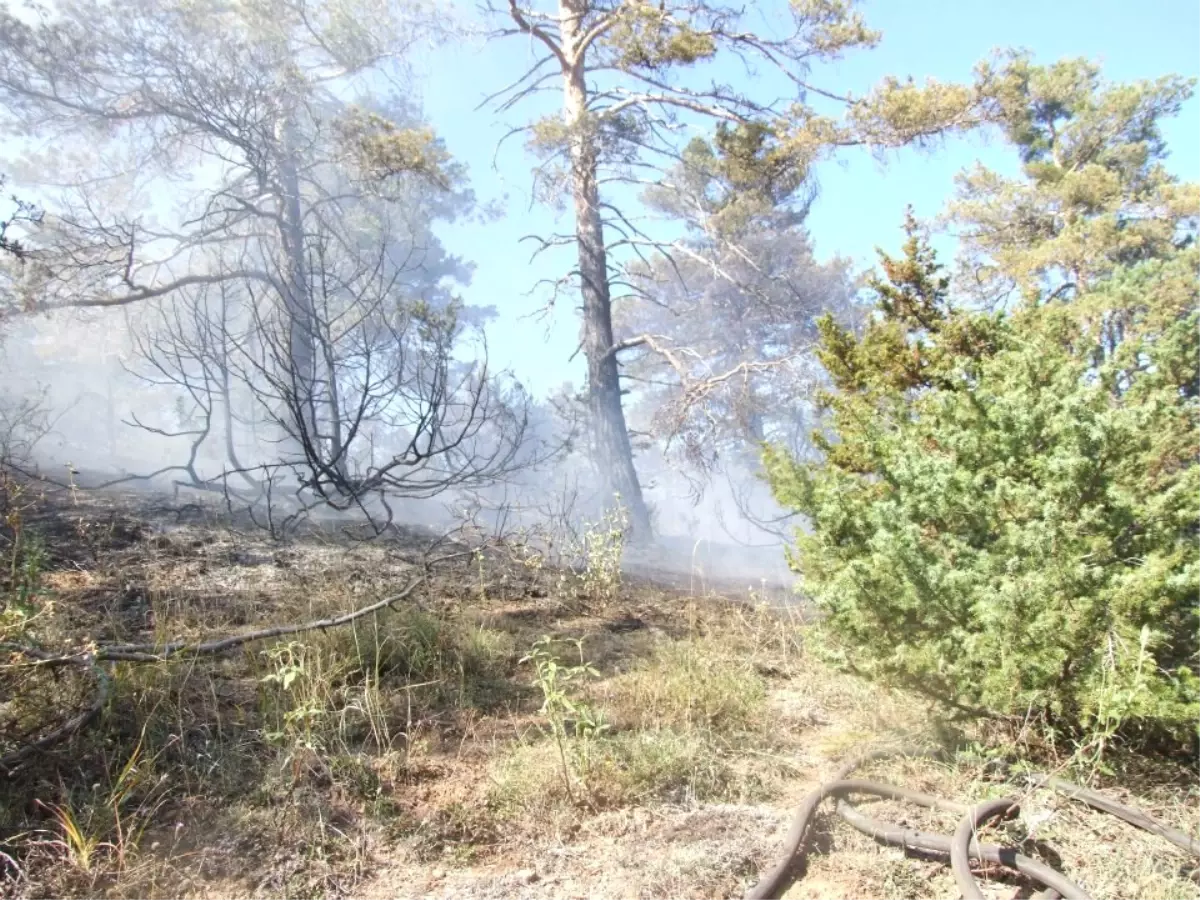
(765, 59, 1198, 752)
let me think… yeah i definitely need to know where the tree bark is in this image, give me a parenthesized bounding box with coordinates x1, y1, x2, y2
(274, 115, 321, 461)
(560, 2, 652, 539)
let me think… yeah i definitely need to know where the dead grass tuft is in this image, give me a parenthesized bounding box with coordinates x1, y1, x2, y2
(599, 636, 767, 735)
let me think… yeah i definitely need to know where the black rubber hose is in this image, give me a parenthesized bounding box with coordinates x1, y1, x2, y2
(1025, 773, 1200, 857)
(833, 749, 1084, 898)
(745, 777, 1091, 900)
(745, 746, 1199, 900)
(835, 797, 1088, 900)
(745, 746, 939, 900)
(951, 797, 1022, 900)
(743, 778, 857, 900)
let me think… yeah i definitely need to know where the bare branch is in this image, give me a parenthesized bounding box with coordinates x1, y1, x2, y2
(504, 0, 568, 71)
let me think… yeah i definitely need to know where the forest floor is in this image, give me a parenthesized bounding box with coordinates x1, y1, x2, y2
(1, 476, 1197, 900)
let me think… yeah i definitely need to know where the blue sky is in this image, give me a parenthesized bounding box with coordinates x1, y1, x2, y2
(417, 0, 1199, 395)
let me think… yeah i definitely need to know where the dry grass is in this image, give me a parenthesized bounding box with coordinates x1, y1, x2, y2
(599, 635, 767, 733)
(2, 483, 1197, 900)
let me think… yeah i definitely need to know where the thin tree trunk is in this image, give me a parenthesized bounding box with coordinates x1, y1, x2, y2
(215, 288, 256, 485)
(560, 3, 651, 538)
(318, 315, 349, 483)
(274, 116, 321, 460)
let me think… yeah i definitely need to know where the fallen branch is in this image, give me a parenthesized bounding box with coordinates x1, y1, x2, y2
(0, 571, 430, 669)
(0, 650, 111, 774)
(0, 549, 475, 768)
(90, 571, 428, 662)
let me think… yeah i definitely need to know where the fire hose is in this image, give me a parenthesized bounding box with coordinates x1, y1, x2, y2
(745, 747, 1199, 900)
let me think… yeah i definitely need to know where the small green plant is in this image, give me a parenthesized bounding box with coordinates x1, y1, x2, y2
(520, 636, 609, 802)
(260, 640, 327, 753)
(11, 534, 44, 606)
(473, 547, 487, 603)
(512, 529, 547, 574)
(569, 502, 628, 604)
(1, 534, 46, 640)
(256, 610, 515, 773)
(1, 472, 49, 640)
(1076, 625, 1166, 773)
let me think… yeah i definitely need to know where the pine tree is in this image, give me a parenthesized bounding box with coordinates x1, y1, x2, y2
(764, 59, 1199, 751)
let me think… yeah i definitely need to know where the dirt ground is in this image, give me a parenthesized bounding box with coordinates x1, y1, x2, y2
(1, 476, 1197, 900)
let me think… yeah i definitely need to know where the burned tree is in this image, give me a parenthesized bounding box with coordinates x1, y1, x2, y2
(236, 224, 536, 533)
(0, 2, 445, 418)
(125, 282, 246, 493)
(0, 0, 540, 529)
(123, 217, 538, 535)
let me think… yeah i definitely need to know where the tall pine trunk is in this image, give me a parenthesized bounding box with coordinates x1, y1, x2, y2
(561, 4, 651, 538)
